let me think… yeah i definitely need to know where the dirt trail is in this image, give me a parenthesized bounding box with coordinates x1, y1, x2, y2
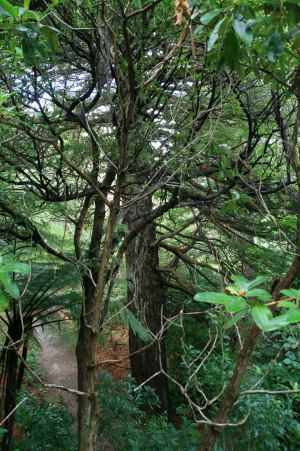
(36, 322, 129, 450)
(36, 323, 78, 418)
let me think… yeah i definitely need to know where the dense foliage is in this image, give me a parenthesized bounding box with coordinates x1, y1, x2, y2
(0, 0, 299, 450)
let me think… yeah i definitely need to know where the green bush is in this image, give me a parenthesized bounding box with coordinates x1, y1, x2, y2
(98, 373, 199, 450)
(221, 394, 300, 450)
(12, 391, 77, 451)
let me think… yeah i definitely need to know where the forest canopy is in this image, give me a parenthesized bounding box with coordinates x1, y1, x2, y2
(0, 0, 299, 450)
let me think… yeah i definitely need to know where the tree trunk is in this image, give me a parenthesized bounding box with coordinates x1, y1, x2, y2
(200, 324, 259, 451)
(2, 325, 21, 451)
(125, 196, 169, 414)
(76, 275, 100, 451)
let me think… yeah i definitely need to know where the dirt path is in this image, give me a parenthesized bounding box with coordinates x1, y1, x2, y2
(36, 323, 78, 418)
(36, 322, 129, 450)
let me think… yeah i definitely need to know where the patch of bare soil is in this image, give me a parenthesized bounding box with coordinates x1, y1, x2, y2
(97, 326, 130, 380)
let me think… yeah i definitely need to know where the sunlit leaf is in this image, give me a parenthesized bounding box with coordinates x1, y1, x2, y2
(0, 262, 30, 274)
(5, 282, 19, 300)
(0, 0, 18, 17)
(194, 292, 232, 304)
(286, 308, 300, 323)
(207, 18, 225, 51)
(224, 296, 247, 313)
(233, 20, 253, 44)
(246, 289, 272, 302)
(281, 288, 300, 300)
(251, 304, 272, 331)
(268, 31, 284, 62)
(277, 301, 298, 309)
(201, 9, 223, 26)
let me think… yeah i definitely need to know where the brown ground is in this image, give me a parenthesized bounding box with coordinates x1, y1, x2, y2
(97, 326, 130, 380)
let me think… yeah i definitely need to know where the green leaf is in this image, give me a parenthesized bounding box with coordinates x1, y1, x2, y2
(264, 315, 289, 331)
(194, 292, 232, 304)
(6, 282, 19, 300)
(251, 304, 273, 331)
(229, 275, 267, 294)
(224, 30, 239, 69)
(281, 288, 300, 300)
(22, 36, 36, 64)
(286, 308, 300, 324)
(24, 0, 30, 9)
(246, 18, 264, 28)
(268, 31, 284, 62)
(247, 275, 268, 289)
(0, 288, 9, 311)
(278, 300, 298, 309)
(233, 20, 253, 44)
(224, 296, 247, 314)
(0, 0, 19, 17)
(201, 9, 223, 26)
(40, 26, 59, 53)
(0, 262, 30, 274)
(0, 272, 12, 287)
(246, 289, 272, 302)
(22, 10, 39, 20)
(207, 18, 225, 51)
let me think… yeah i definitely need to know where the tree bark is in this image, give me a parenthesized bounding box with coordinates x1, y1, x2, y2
(125, 196, 169, 414)
(76, 275, 100, 451)
(1, 323, 22, 451)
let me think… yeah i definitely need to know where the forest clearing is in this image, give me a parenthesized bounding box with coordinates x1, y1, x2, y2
(0, 0, 300, 450)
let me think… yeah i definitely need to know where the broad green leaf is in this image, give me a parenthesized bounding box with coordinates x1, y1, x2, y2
(194, 292, 232, 304)
(251, 304, 273, 331)
(22, 36, 36, 64)
(40, 26, 59, 53)
(201, 9, 223, 26)
(207, 18, 225, 51)
(22, 10, 39, 20)
(233, 20, 253, 44)
(246, 18, 263, 28)
(224, 30, 239, 69)
(248, 275, 268, 289)
(281, 288, 300, 300)
(0, 272, 11, 287)
(0, 262, 30, 274)
(224, 296, 247, 314)
(268, 32, 284, 62)
(246, 289, 272, 302)
(6, 282, 19, 300)
(230, 275, 250, 292)
(0, 0, 18, 17)
(265, 315, 290, 331)
(278, 301, 298, 309)
(229, 275, 267, 294)
(286, 308, 300, 323)
(24, 0, 30, 8)
(0, 288, 8, 311)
